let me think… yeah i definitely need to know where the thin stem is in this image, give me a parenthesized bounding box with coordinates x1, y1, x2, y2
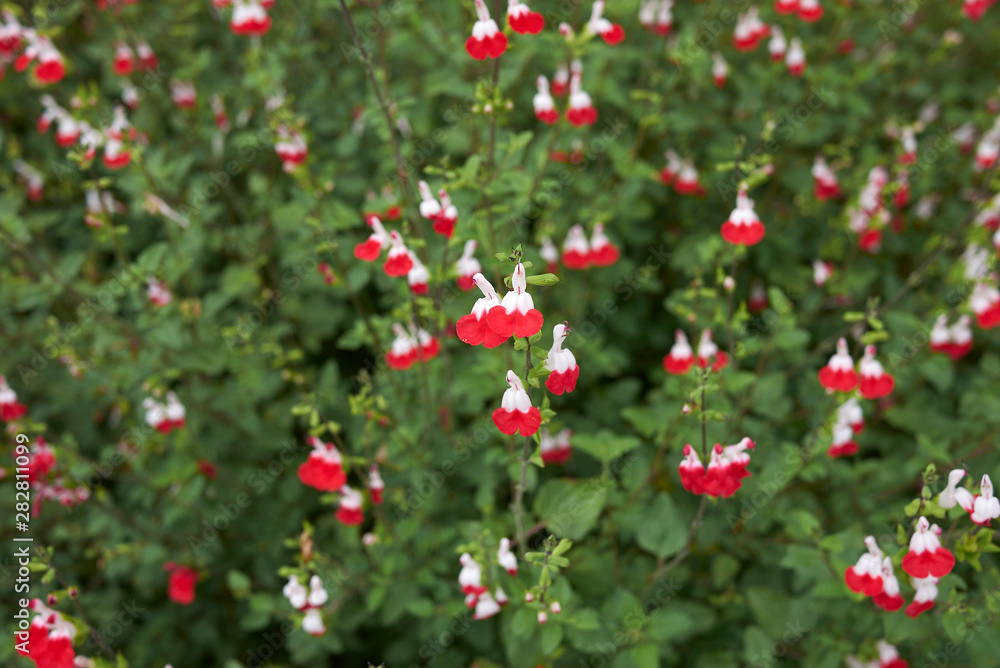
(512, 345, 533, 556)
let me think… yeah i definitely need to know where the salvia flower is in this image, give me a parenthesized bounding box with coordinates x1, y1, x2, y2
(844, 536, 884, 596)
(354, 215, 391, 261)
(302, 608, 326, 636)
(905, 575, 939, 618)
(142, 393, 185, 434)
(540, 428, 573, 464)
(507, 0, 544, 34)
(407, 253, 429, 295)
(147, 276, 172, 307)
(383, 231, 415, 277)
(818, 337, 858, 392)
(679, 438, 755, 498)
(813, 259, 834, 286)
(458, 553, 487, 596)
(970, 281, 1000, 329)
(711, 52, 728, 88)
(872, 558, 905, 612)
(533, 75, 559, 125)
(901, 516, 954, 579)
(663, 330, 694, 375)
(297, 436, 346, 491)
(589, 223, 620, 266)
(497, 537, 518, 575)
(858, 345, 895, 399)
(417, 180, 442, 222)
(466, 0, 507, 60)
(827, 420, 859, 458)
(18, 599, 77, 666)
(566, 71, 597, 127)
(561, 225, 591, 269)
(876, 641, 908, 668)
(335, 485, 364, 526)
(837, 397, 865, 433)
(674, 159, 706, 196)
(435, 189, 459, 237)
(368, 465, 385, 504)
(768, 26, 787, 61)
(455, 240, 482, 291)
(774, 0, 798, 14)
(551, 62, 570, 96)
(587, 1, 625, 45)
(274, 126, 308, 171)
(457, 273, 508, 347)
(659, 149, 682, 185)
(492, 370, 542, 436)
(0, 375, 29, 422)
(696, 330, 728, 371)
(230, 0, 272, 36)
(544, 323, 579, 395)
(112, 41, 134, 76)
(721, 187, 766, 246)
(785, 37, 806, 77)
(165, 562, 198, 605)
(812, 156, 842, 201)
(540, 237, 559, 272)
(15, 31, 66, 85)
(136, 40, 158, 71)
(797, 0, 823, 21)
(12, 160, 44, 202)
(487, 262, 544, 339)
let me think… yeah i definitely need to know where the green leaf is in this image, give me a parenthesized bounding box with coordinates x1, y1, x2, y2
(635, 494, 688, 559)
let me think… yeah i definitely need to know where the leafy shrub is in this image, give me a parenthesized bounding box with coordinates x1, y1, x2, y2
(2, 0, 1000, 667)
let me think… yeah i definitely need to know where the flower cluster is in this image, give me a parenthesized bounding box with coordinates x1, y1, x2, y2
(457, 543, 517, 621)
(552, 224, 621, 270)
(282, 575, 329, 636)
(296, 436, 383, 527)
(817, 338, 895, 399)
(16, 599, 76, 668)
(142, 392, 187, 435)
(678, 438, 756, 498)
(663, 330, 728, 375)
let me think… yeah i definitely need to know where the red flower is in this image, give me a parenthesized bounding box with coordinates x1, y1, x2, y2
(507, 0, 544, 34)
(721, 188, 766, 246)
(335, 486, 364, 526)
(901, 517, 954, 578)
(843, 536, 884, 596)
(165, 563, 198, 605)
(466, 0, 507, 59)
(486, 263, 544, 339)
(297, 437, 347, 492)
(663, 330, 694, 375)
(858, 345, 895, 399)
(818, 338, 858, 392)
(544, 324, 579, 395)
(492, 371, 542, 437)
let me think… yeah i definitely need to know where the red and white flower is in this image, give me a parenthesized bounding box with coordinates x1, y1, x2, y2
(354, 215, 391, 261)
(456, 273, 508, 348)
(858, 345, 895, 399)
(368, 465, 385, 504)
(659, 149, 682, 185)
(663, 330, 694, 375)
(12, 160, 44, 202)
(818, 338, 858, 392)
(876, 640, 908, 667)
(302, 609, 326, 636)
(455, 240, 482, 291)
(383, 231, 415, 277)
(785, 37, 806, 77)
(812, 156, 842, 201)
(497, 537, 518, 575)
(136, 40, 158, 71)
(434, 189, 458, 237)
(837, 397, 864, 433)
(562, 225, 591, 270)
(407, 253, 429, 295)
(797, 0, 823, 21)
(544, 323, 579, 395)
(905, 575, 939, 618)
(844, 536, 884, 596)
(675, 159, 707, 196)
(566, 70, 597, 127)
(774, 0, 798, 14)
(732, 7, 767, 51)
(466, 0, 507, 60)
(533, 75, 559, 125)
(17, 599, 77, 667)
(971, 281, 1000, 329)
(696, 330, 728, 371)
(230, 0, 272, 36)
(15, 31, 66, 85)
(721, 187, 766, 246)
(472, 591, 502, 620)
(827, 419, 859, 458)
(297, 436, 346, 491)
(147, 276, 172, 307)
(873, 558, 905, 612)
(143, 392, 185, 434)
(587, 1, 625, 45)
(901, 516, 954, 579)
(813, 259, 834, 286)
(458, 553, 487, 596)
(112, 41, 135, 76)
(680, 437, 756, 498)
(507, 0, 544, 34)
(492, 370, 542, 437)
(712, 52, 728, 89)
(589, 223, 620, 266)
(335, 485, 364, 526)
(540, 428, 573, 464)
(417, 180, 442, 224)
(540, 237, 559, 273)
(768, 26, 787, 61)
(0, 375, 28, 422)
(170, 80, 196, 109)
(487, 262, 544, 339)
(551, 62, 570, 97)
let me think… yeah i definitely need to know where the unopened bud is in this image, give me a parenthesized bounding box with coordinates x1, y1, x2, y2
(723, 276, 735, 292)
(537, 611, 548, 624)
